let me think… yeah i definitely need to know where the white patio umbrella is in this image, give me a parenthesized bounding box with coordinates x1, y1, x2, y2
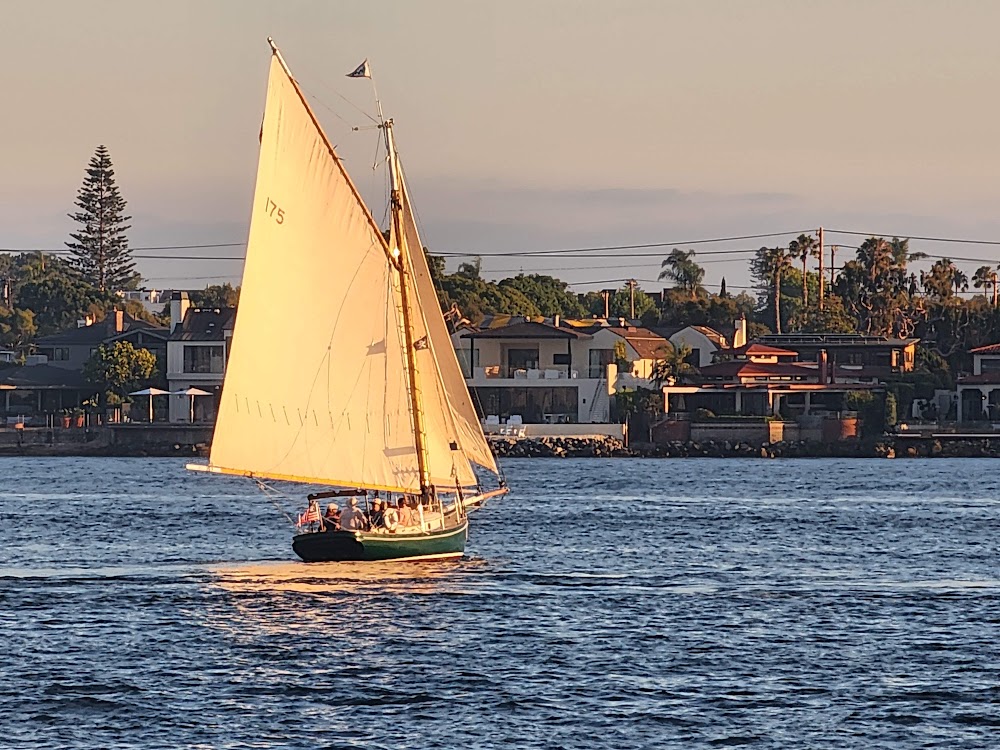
(171, 387, 213, 423)
(129, 387, 171, 422)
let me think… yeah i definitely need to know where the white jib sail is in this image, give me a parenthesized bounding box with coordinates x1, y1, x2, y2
(208, 55, 477, 492)
(396, 165, 499, 475)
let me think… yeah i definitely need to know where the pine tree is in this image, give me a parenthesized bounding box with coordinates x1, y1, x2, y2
(66, 145, 137, 291)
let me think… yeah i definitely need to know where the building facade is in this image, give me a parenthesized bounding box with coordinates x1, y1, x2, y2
(165, 292, 236, 422)
(450, 317, 677, 424)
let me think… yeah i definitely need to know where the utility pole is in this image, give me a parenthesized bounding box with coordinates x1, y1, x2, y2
(626, 278, 637, 320)
(830, 244, 838, 292)
(817, 226, 825, 310)
(601, 290, 610, 319)
(992, 271, 998, 307)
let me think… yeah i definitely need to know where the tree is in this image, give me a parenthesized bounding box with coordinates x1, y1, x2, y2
(83, 341, 157, 406)
(789, 234, 818, 308)
(972, 265, 997, 305)
(750, 246, 793, 333)
(658, 249, 705, 300)
(650, 342, 696, 386)
(0, 307, 36, 351)
(190, 283, 240, 308)
(66, 145, 138, 292)
(497, 274, 587, 318)
(922, 258, 966, 300)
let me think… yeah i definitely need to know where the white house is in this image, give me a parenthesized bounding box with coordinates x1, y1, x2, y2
(450, 317, 675, 424)
(165, 291, 236, 422)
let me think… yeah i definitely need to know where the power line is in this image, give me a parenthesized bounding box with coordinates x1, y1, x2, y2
(829, 229, 1000, 247)
(433, 230, 809, 258)
(0, 242, 244, 253)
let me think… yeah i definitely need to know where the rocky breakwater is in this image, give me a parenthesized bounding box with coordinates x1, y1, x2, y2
(490, 435, 629, 458)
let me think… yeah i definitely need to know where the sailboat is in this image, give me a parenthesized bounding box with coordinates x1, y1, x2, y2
(188, 39, 507, 562)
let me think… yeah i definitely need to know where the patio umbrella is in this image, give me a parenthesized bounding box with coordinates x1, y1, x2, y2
(129, 387, 171, 422)
(171, 387, 213, 423)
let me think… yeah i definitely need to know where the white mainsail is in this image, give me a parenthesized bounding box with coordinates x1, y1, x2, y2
(206, 53, 489, 493)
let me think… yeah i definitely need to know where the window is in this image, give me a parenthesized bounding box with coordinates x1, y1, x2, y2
(588, 349, 614, 378)
(506, 348, 538, 375)
(53, 347, 71, 361)
(183, 345, 225, 374)
(982, 358, 1000, 372)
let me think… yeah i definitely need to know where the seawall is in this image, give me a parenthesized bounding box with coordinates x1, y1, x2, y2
(3, 427, 1000, 459)
(0, 425, 212, 457)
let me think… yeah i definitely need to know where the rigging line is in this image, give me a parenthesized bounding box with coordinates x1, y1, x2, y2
(297, 80, 379, 125)
(303, 90, 357, 129)
(252, 478, 299, 528)
(828, 229, 1000, 246)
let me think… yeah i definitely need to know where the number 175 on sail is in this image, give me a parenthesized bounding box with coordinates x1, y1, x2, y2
(265, 197, 284, 224)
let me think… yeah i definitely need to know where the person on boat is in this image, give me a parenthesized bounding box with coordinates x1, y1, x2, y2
(397, 496, 416, 528)
(339, 497, 368, 531)
(369, 498, 385, 529)
(321, 502, 340, 531)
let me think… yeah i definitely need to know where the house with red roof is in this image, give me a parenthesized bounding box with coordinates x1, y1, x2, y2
(660, 337, 885, 419)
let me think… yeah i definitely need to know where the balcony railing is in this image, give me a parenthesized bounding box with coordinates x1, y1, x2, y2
(472, 366, 581, 380)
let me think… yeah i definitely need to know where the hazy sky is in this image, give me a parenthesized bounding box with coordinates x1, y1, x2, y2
(4, 0, 1000, 295)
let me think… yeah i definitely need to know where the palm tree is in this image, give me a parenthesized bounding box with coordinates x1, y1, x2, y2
(973, 265, 994, 302)
(953, 267, 969, 297)
(658, 248, 705, 300)
(789, 234, 818, 308)
(750, 246, 793, 334)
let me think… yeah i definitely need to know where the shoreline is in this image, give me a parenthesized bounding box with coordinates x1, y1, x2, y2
(1, 426, 999, 459)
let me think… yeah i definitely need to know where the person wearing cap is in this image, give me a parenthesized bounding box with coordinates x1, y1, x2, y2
(321, 502, 340, 531)
(339, 497, 368, 531)
(369, 498, 385, 529)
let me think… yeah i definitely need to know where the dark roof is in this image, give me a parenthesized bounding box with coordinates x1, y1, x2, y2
(756, 334, 919, 348)
(461, 321, 591, 340)
(106, 327, 169, 344)
(35, 313, 163, 346)
(0, 364, 91, 389)
(170, 308, 237, 341)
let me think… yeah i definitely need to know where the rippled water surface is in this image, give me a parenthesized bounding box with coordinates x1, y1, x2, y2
(2, 457, 1000, 749)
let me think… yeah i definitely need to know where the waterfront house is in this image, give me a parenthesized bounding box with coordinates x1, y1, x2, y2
(165, 291, 235, 422)
(660, 339, 884, 419)
(956, 342, 1000, 422)
(33, 310, 168, 373)
(0, 363, 96, 425)
(450, 316, 675, 424)
(753, 333, 917, 378)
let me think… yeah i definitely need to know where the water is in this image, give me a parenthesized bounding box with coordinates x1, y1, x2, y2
(2, 457, 999, 749)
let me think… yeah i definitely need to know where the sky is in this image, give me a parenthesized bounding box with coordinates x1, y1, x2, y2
(4, 0, 1000, 297)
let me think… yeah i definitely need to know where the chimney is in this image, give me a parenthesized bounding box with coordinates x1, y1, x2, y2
(818, 349, 828, 384)
(114, 309, 125, 333)
(170, 291, 190, 333)
(553, 314, 560, 328)
(733, 315, 747, 349)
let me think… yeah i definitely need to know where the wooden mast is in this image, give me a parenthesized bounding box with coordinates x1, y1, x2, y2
(384, 120, 432, 502)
